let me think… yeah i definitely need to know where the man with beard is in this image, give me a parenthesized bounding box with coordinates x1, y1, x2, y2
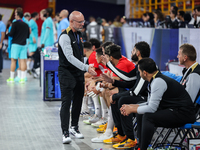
(58, 11, 96, 144)
(101, 41, 150, 149)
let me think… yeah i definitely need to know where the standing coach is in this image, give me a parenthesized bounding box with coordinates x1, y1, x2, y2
(58, 11, 96, 144)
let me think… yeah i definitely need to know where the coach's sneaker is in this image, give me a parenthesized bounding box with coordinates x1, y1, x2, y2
(103, 134, 127, 144)
(19, 78, 25, 84)
(14, 76, 20, 82)
(89, 114, 100, 124)
(91, 133, 113, 143)
(63, 131, 72, 144)
(91, 117, 107, 128)
(113, 138, 137, 149)
(69, 126, 84, 139)
(7, 77, 14, 83)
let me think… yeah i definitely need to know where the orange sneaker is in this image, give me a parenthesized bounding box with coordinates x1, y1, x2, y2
(96, 123, 107, 133)
(113, 138, 137, 149)
(113, 126, 118, 132)
(103, 134, 127, 144)
(99, 122, 107, 128)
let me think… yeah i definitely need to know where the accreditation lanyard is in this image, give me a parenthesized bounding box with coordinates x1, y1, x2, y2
(180, 62, 198, 84)
(73, 32, 80, 49)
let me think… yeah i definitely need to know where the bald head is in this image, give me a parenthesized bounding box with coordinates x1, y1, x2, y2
(60, 9, 69, 18)
(69, 11, 85, 32)
(69, 11, 83, 21)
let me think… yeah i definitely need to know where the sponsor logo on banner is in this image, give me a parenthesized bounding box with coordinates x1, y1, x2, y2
(181, 34, 188, 44)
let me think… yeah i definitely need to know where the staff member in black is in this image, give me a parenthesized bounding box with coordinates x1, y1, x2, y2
(121, 58, 196, 150)
(58, 11, 96, 144)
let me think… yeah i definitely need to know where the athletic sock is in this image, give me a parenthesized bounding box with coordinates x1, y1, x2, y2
(92, 95, 101, 117)
(104, 107, 114, 136)
(100, 96, 108, 118)
(25, 70, 27, 78)
(21, 71, 26, 79)
(17, 70, 21, 78)
(27, 61, 31, 70)
(82, 96, 89, 112)
(10, 71, 15, 78)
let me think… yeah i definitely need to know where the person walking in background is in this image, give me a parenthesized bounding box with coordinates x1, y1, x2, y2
(57, 9, 69, 39)
(27, 12, 39, 75)
(58, 11, 96, 144)
(41, 8, 54, 49)
(0, 14, 6, 75)
(7, 11, 30, 83)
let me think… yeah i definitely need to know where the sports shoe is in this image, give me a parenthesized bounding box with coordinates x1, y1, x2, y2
(91, 133, 113, 143)
(69, 126, 84, 139)
(113, 138, 137, 149)
(19, 78, 25, 84)
(97, 123, 107, 133)
(80, 111, 90, 117)
(82, 112, 90, 119)
(83, 115, 93, 125)
(7, 77, 14, 83)
(91, 117, 108, 128)
(14, 76, 20, 82)
(63, 131, 72, 144)
(27, 70, 32, 75)
(32, 68, 39, 78)
(113, 126, 118, 132)
(89, 114, 100, 124)
(103, 134, 127, 144)
(83, 119, 91, 125)
(99, 122, 108, 128)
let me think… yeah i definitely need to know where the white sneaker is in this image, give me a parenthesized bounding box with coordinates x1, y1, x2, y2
(89, 114, 100, 124)
(91, 133, 113, 143)
(63, 131, 72, 144)
(82, 112, 90, 119)
(80, 111, 90, 117)
(91, 117, 107, 128)
(83, 119, 91, 125)
(83, 115, 94, 124)
(69, 126, 84, 139)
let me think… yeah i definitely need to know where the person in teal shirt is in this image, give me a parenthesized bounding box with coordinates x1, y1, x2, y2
(27, 12, 39, 73)
(22, 12, 31, 25)
(41, 8, 54, 49)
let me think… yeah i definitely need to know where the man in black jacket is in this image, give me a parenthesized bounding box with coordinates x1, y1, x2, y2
(58, 11, 96, 144)
(121, 58, 195, 150)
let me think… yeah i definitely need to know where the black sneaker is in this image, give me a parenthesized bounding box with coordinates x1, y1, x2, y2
(27, 70, 32, 75)
(31, 69, 39, 78)
(63, 131, 72, 144)
(69, 126, 84, 139)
